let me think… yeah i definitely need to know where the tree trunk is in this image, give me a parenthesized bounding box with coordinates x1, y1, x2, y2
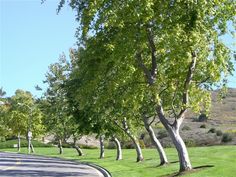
(130, 135, 144, 162)
(99, 135, 105, 159)
(122, 118, 143, 162)
(27, 137, 31, 154)
(17, 133, 21, 152)
(112, 137, 122, 160)
(58, 139, 63, 154)
(167, 125, 192, 172)
(30, 143, 35, 153)
(74, 145, 83, 156)
(157, 106, 192, 172)
(143, 116, 168, 165)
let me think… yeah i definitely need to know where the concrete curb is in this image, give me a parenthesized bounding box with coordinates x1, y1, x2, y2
(83, 162, 112, 177)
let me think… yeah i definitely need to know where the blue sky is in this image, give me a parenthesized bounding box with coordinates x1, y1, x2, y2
(0, 0, 77, 97)
(0, 0, 235, 98)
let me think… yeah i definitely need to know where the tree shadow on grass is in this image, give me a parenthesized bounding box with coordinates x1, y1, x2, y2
(163, 165, 214, 177)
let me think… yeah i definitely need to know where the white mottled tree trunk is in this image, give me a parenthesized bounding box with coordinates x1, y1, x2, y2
(167, 125, 192, 172)
(99, 135, 105, 159)
(112, 137, 122, 160)
(143, 117, 168, 165)
(30, 143, 34, 153)
(131, 136, 144, 162)
(74, 145, 83, 156)
(122, 118, 143, 162)
(17, 133, 21, 152)
(58, 139, 63, 154)
(157, 106, 192, 172)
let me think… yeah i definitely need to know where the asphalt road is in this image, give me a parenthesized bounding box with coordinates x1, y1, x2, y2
(0, 152, 104, 177)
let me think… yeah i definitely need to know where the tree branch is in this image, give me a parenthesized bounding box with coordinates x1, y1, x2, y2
(156, 105, 172, 127)
(146, 27, 158, 80)
(135, 52, 153, 85)
(178, 51, 197, 119)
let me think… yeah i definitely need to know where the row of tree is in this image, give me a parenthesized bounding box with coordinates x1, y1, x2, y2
(1, 0, 235, 174)
(48, 0, 235, 173)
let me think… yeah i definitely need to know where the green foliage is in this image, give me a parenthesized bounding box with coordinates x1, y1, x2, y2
(200, 124, 206, 128)
(198, 113, 208, 122)
(139, 139, 146, 149)
(208, 128, 216, 133)
(216, 130, 223, 136)
(42, 54, 83, 143)
(221, 133, 233, 142)
(184, 139, 196, 147)
(157, 129, 168, 139)
(182, 125, 191, 131)
(58, 0, 236, 142)
(5, 90, 45, 138)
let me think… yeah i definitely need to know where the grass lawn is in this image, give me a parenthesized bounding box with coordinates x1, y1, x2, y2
(1, 146, 236, 177)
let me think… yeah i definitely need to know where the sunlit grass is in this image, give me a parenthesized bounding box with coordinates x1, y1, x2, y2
(2, 146, 236, 177)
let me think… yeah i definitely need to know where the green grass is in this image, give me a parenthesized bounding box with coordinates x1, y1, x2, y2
(1, 146, 236, 177)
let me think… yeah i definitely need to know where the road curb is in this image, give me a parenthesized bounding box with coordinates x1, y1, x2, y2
(83, 162, 112, 177)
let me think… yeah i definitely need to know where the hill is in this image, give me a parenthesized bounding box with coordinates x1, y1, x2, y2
(152, 88, 236, 147)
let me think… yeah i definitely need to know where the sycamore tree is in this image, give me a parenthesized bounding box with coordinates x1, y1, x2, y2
(58, 0, 235, 172)
(43, 53, 85, 155)
(7, 90, 44, 152)
(66, 67, 125, 160)
(0, 88, 10, 140)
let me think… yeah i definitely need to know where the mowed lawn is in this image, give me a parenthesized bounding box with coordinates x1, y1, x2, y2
(1, 146, 236, 177)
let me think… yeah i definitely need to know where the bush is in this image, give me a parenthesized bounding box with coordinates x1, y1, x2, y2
(208, 128, 216, 133)
(216, 130, 223, 136)
(182, 125, 191, 131)
(139, 140, 146, 149)
(184, 139, 196, 147)
(200, 124, 206, 128)
(158, 129, 168, 139)
(0, 139, 53, 149)
(198, 113, 208, 122)
(80, 144, 98, 149)
(0, 136, 6, 142)
(122, 142, 134, 149)
(221, 133, 232, 143)
(106, 141, 116, 149)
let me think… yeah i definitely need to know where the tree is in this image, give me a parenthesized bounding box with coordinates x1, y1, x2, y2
(7, 90, 44, 152)
(0, 87, 6, 98)
(58, 0, 235, 172)
(43, 53, 84, 155)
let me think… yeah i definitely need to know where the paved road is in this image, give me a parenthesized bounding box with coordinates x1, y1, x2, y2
(0, 152, 104, 177)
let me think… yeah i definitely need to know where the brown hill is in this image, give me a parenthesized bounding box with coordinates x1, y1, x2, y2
(147, 88, 236, 147)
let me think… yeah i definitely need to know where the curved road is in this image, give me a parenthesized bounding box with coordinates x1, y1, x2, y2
(0, 152, 104, 177)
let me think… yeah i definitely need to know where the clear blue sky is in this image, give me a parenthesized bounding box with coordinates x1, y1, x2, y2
(0, 0, 77, 97)
(0, 0, 235, 98)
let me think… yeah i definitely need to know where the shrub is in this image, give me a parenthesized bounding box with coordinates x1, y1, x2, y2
(122, 141, 134, 149)
(139, 140, 146, 149)
(200, 124, 206, 128)
(216, 130, 223, 136)
(184, 139, 196, 147)
(182, 125, 191, 131)
(221, 133, 232, 143)
(0, 136, 6, 142)
(106, 141, 116, 149)
(155, 123, 164, 129)
(198, 113, 208, 122)
(80, 144, 98, 149)
(208, 128, 216, 133)
(158, 129, 168, 139)
(0, 139, 53, 149)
